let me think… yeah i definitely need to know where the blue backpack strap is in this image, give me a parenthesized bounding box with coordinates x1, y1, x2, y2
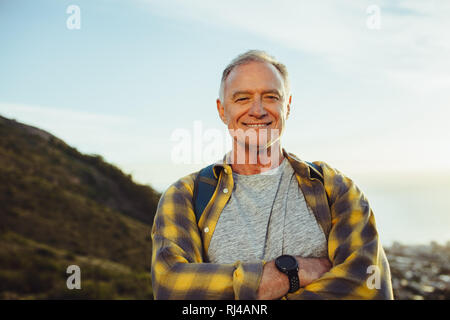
(193, 164, 219, 223)
(306, 161, 324, 184)
(305, 161, 330, 204)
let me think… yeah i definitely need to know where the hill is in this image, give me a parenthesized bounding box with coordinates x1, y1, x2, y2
(1, 115, 448, 300)
(0, 115, 160, 299)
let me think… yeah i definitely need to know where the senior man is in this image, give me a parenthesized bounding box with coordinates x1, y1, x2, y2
(151, 50, 393, 300)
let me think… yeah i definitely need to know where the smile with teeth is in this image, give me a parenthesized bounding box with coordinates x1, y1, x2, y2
(244, 122, 272, 128)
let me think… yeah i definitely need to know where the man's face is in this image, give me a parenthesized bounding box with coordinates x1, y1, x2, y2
(217, 61, 291, 150)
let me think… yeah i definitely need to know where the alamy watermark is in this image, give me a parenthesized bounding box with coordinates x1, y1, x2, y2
(366, 5, 381, 30)
(366, 265, 381, 290)
(66, 265, 81, 289)
(66, 5, 81, 30)
(170, 121, 282, 165)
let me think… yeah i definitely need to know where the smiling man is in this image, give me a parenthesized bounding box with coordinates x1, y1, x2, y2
(151, 50, 393, 300)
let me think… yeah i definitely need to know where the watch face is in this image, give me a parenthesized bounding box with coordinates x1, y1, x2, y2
(276, 255, 297, 270)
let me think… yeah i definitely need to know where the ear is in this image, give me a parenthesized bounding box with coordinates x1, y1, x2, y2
(286, 94, 292, 119)
(216, 98, 228, 124)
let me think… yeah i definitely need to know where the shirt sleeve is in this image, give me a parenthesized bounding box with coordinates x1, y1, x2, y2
(287, 164, 394, 300)
(151, 175, 264, 300)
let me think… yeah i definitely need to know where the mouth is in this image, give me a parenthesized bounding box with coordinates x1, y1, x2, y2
(242, 121, 272, 128)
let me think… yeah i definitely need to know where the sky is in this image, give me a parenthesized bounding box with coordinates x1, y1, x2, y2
(1, 0, 449, 245)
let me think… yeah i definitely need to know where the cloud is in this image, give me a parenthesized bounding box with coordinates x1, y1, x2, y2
(140, 0, 450, 94)
(137, 0, 450, 174)
(0, 102, 160, 165)
(0, 102, 134, 144)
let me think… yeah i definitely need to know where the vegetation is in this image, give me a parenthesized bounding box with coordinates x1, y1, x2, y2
(0, 115, 160, 299)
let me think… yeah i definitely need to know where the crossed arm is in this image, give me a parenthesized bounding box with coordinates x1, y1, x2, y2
(151, 169, 393, 300)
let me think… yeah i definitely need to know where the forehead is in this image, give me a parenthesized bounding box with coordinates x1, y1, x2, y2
(224, 61, 285, 95)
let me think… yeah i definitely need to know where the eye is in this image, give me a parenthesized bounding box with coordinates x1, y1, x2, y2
(266, 95, 279, 100)
(236, 97, 249, 102)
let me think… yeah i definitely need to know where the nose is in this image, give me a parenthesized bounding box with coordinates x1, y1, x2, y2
(248, 97, 268, 118)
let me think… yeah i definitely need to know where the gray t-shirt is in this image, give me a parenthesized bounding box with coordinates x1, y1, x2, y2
(207, 158, 328, 264)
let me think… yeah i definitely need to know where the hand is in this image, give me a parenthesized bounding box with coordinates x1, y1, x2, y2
(296, 257, 332, 287)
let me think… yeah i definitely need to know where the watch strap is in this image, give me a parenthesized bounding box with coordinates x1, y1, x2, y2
(287, 270, 300, 293)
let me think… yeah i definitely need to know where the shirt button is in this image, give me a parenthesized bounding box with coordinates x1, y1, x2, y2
(204, 227, 209, 233)
(223, 188, 229, 194)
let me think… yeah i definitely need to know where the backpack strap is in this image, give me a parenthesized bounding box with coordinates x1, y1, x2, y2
(306, 161, 324, 184)
(193, 164, 219, 223)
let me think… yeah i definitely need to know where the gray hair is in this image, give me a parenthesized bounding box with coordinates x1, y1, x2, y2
(218, 50, 290, 102)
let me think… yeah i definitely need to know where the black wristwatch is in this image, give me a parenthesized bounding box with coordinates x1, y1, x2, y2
(275, 255, 300, 293)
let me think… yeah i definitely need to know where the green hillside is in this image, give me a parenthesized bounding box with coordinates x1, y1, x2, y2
(0, 115, 160, 299)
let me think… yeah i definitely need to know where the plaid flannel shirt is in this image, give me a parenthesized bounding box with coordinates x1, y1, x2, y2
(151, 150, 394, 300)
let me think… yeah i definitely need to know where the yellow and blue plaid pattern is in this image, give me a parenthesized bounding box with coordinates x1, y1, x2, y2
(151, 150, 394, 299)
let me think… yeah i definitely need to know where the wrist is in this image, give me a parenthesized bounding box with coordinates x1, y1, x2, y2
(297, 257, 311, 287)
(296, 257, 332, 288)
(275, 255, 300, 293)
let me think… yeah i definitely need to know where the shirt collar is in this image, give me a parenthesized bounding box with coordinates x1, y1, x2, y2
(211, 148, 318, 181)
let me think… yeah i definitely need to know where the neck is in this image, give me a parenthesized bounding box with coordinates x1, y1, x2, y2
(229, 141, 285, 175)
